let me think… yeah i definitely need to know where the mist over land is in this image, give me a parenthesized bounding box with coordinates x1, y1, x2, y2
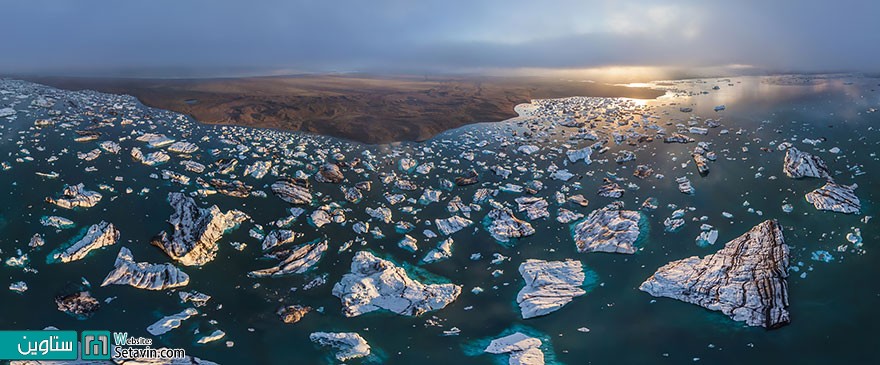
(2, 0, 878, 79)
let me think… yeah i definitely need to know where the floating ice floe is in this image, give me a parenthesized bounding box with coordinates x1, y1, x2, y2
(597, 178, 624, 198)
(249, 240, 327, 278)
(664, 133, 694, 143)
(197, 330, 226, 344)
(676, 176, 694, 194)
(572, 204, 642, 254)
(804, 183, 861, 214)
(309, 332, 371, 362)
(485, 208, 535, 244)
(517, 259, 587, 319)
(518, 145, 539, 155)
(484, 332, 545, 365)
(261, 229, 300, 251)
(101, 247, 190, 290)
(152, 192, 249, 266)
(811, 250, 834, 262)
(136, 133, 176, 148)
(315, 163, 344, 183)
(696, 228, 719, 247)
(167, 141, 199, 154)
(99, 140, 121, 154)
(435, 215, 473, 235)
(566, 147, 592, 165)
(422, 238, 454, 264)
(179, 291, 211, 307)
(332, 251, 461, 317)
(29, 234, 45, 248)
(278, 304, 311, 324)
(77, 148, 102, 161)
(555, 208, 583, 224)
(147, 308, 198, 336)
(131, 147, 170, 166)
(515, 196, 549, 220)
(40, 215, 75, 229)
(641, 220, 790, 328)
(55, 291, 101, 319)
(783, 147, 830, 179)
(50, 221, 119, 263)
(46, 183, 102, 209)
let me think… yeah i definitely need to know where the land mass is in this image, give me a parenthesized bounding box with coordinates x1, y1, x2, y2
(24, 74, 664, 144)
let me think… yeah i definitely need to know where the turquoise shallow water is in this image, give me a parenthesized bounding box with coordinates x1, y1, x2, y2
(0, 75, 878, 364)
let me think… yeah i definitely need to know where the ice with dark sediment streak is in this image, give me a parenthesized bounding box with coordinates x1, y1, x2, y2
(517, 259, 586, 319)
(515, 196, 549, 220)
(50, 221, 119, 263)
(485, 208, 536, 243)
(572, 204, 642, 254)
(556, 208, 583, 224)
(249, 240, 328, 278)
(676, 176, 694, 194)
(55, 291, 101, 319)
(152, 192, 249, 266)
(271, 177, 312, 205)
(640, 220, 790, 328)
(181, 160, 206, 174)
(693, 153, 710, 175)
(261, 229, 300, 251)
(783, 147, 830, 179)
(29, 234, 45, 248)
(131, 147, 170, 166)
(46, 183, 102, 209)
(244, 160, 272, 179)
(597, 178, 624, 198)
(101, 247, 190, 290)
(434, 215, 473, 235)
(332, 251, 461, 317)
(278, 304, 311, 324)
(179, 291, 211, 307)
(664, 133, 695, 143)
(309, 332, 371, 362)
(315, 163, 344, 183)
(167, 141, 199, 154)
(805, 182, 861, 214)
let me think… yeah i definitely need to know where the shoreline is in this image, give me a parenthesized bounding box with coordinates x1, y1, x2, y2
(19, 74, 666, 144)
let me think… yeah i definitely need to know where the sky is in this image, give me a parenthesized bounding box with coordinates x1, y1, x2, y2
(1, 0, 878, 79)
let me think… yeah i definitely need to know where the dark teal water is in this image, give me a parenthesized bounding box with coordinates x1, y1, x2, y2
(0, 75, 878, 364)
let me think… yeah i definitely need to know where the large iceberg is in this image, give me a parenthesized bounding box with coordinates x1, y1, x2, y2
(640, 220, 790, 328)
(152, 192, 249, 266)
(332, 251, 461, 317)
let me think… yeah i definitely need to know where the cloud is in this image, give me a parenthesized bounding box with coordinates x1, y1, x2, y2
(0, 0, 878, 77)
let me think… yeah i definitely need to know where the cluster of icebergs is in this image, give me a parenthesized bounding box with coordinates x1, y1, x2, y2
(0, 77, 871, 364)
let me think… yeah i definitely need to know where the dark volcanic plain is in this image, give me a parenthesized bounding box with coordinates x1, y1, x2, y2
(26, 75, 664, 144)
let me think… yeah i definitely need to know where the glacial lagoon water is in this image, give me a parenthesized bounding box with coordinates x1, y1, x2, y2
(0, 75, 878, 364)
